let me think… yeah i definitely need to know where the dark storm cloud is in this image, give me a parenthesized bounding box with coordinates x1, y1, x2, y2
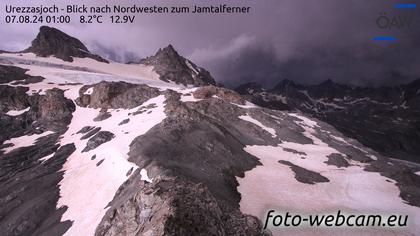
(1, 0, 419, 87)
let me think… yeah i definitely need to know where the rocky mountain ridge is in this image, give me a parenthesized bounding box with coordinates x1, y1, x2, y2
(23, 26, 109, 63)
(140, 44, 215, 86)
(236, 79, 420, 163)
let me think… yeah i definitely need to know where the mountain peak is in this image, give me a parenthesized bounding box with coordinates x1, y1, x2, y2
(161, 44, 176, 52)
(235, 82, 264, 95)
(141, 44, 215, 86)
(320, 79, 334, 85)
(24, 26, 108, 63)
(272, 79, 301, 91)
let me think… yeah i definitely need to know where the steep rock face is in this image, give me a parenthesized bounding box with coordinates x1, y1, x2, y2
(236, 79, 420, 163)
(24, 26, 108, 63)
(36, 89, 76, 122)
(140, 45, 215, 86)
(96, 176, 265, 236)
(0, 67, 76, 235)
(0, 85, 29, 113)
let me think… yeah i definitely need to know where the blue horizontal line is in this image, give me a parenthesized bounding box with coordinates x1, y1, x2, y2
(373, 36, 396, 41)
(394, 3, 416, 9)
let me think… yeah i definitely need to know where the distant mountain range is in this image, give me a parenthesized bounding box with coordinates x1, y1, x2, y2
(236, 79, 420, 163)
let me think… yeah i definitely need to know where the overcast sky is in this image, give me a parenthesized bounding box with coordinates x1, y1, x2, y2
(1, 0, 419, 87)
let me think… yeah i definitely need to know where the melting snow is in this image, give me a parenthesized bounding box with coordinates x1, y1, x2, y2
(6, 107, 30, 116)
(140, 169, 153, 183)
(239, 115, 276, 137)
(185, 59, 199, 75)
(1, 53, 160, 81)
(237, 114, 420, 235)
(232, 101, 259, 109)
(57, 94, 167, 236)
(178, 88, 202, 102)
(39, 153, 55, 162)
(400, 101, 409, 109)
(2, 131, 55, 154)
(84, 87, 93, 95)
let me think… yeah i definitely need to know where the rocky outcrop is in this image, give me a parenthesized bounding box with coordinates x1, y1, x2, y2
(0, 143, 75, 236)
(325, 153, 350, 168)
(35, 89, 75, 123)
(193, 85, 245, 105)
(0, 85, 29, 113)
(76, 82, 160, 109)
(0, 87, 76, 235)
(82, 131, 115, 152)
(278, 160, 330, 184)
(0, 65, 44, 85)
(96, 176, 265, 236)
(140, 45, 215, 86)
(24, 26, 108, 63)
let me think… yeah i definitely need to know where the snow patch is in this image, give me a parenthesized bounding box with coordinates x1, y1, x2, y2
(57, 95, 167, 236)
(6, 107, 30, 116)
(84, 87, 93, 95)
(237, 115, 420, 235)
(2, 131, 55, 154)
(40, 153, 55, 162)
(185, 59, 199, 75)
(140, 169, 153, 183)
(239, 115, 276, 137)
(232, 101, 259, 109)
(400, 101, 409, 109)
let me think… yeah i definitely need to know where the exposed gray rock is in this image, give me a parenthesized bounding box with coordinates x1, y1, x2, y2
(76, 81, 160, 109)
(131, 104, 156, 116)
(94, 109, 112, 122)
(278, 160, 330, 184)
(0, 65, 44, 85)
(0, 85, 29, 113)
(24, 26, 108, 63)
(325, 153, 350, 168)
(77, 126, 95, 134)
(96, 159, 105, 166)
(0, 86, 74, 145)
(126, 167, 133, 176)
(282, 148, 307, 156)
(140, 45, 215, 86)
(118, 119, 130, 126)
(236, 79, 420, 164)
(34, 88, 75, 123)
(0, 138, 75, 236)
(95, 176, 266, 236)
(82, 131, 115, 153)
(193, 85, 245, 105)
(81, 127, 101, 140)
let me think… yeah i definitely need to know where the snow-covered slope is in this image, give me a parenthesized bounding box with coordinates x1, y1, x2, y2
(237, 113, 420, 235)
(236, 79, 420, 164)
